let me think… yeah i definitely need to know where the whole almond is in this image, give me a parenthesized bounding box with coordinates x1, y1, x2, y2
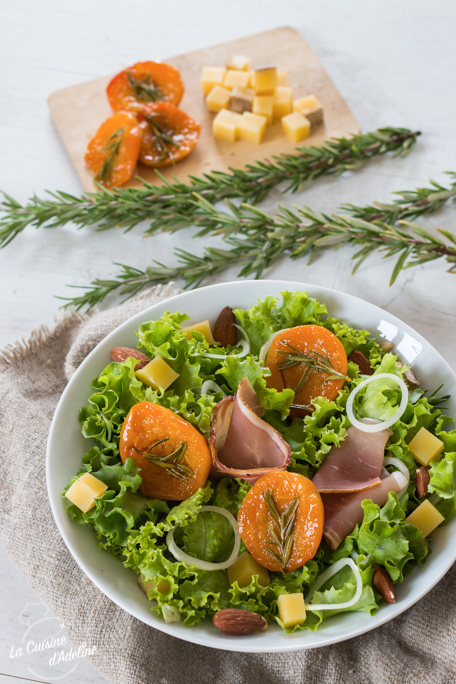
(380, 341, 394, 352)
(213, 306, 237, 347)
(372, 565, 396, 603)
(415, 466, 431, 498)
(349, 350, 373, 375)
(111, 346, 151, 369)
(213, 609, 267, 635)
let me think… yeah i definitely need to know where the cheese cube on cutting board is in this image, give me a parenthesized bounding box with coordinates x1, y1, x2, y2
(238, 112, 267, 144)
(181, 319, 215, 344)
(223, 69, 250, 90)
(408, 427, 445, 466)
(65, 472, 107, 513)
(273, 87, 293, 119)
(136, 357, 179, 391)
(229, 87, 255, 113)
(227, 54, 250, 71)
(251, 66, 277, 94)
(405, 500, 445, 537)
(212, 109, 242, 142)
(277, 593, 306, 628)
(206, 85, 231, 112)
(227, 552, 270, 588)
(201, 66, 226, 95)
(252, 95, 274, 125)
(281, 112, 310, 143)
(293, 94, 324, 126)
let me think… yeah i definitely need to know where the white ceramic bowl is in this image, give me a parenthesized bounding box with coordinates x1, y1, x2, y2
(47, 280, 456, 652)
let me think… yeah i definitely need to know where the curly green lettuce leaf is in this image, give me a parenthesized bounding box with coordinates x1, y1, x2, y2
(355, 492, 428, 583)
(234, 291, 327, 356)
(428, 436, 456, 520)
(217, 355, 294, 419)
(211, 478, 252, 517)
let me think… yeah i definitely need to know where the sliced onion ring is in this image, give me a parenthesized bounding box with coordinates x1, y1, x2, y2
(384, 457, 410, 497)
(166, 505, 240, 571)
(346, 373, 408, 433)
(203, 325, 250, 360)
(305, 558, 363, 611)
(259, 328, 289, 365)
(201, 380, 226, 396)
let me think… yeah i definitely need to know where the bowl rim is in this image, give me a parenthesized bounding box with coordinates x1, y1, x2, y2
(46, 279, 456, 653)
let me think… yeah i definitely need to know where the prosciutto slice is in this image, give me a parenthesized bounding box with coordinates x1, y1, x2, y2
(312, 422, 392, 494)
(321, 472, 405, 549)
(209, 377, 291, 483)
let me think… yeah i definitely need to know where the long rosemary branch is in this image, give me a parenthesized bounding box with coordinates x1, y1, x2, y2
(0, 127, 418, 248)
(61, 194, 456, 310)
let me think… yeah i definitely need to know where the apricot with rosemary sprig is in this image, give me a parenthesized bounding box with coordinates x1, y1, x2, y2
(85, 112, 143, 188)
(137, 102, 201, 167)
(107, 61, 184, 113)
(119, 401, 211, 500)
(237, 471, 324, 573)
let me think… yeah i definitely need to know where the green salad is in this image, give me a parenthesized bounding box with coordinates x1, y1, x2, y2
(62, 291, 456, 634)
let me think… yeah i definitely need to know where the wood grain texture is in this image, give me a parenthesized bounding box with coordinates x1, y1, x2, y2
(48, 26, 359, 191)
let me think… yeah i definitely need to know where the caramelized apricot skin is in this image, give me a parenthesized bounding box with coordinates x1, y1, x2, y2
(138, 102, 201, 167)
(265, 325, 348, 408)
(119, 401, 211, 500)
(107, 61, 184, 113)
(237, 471, 324, 573)
(85, 112, 142, 188)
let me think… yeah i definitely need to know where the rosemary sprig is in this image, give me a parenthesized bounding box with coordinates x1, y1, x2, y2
(60, 204, 456, 310)
(262, 490, 299, 571)
(126, 70, 163, 102)
(276, 342, 349, 393)
(144, 112, 177, 163)
(0, 127, 419, 247)
(95, 128, 125, 186)
(136, 437, 192, 480)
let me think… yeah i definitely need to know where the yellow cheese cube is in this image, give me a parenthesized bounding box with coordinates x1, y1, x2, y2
(65, 479, 95, 513)
(252, 66, 277, 94)
(238, 112, 267, 144)
(223, 69, 250, 90)
(227, 552, 270, 588)
(277, 593, 306, 629)
(135, 357, 179, 391)
(229, 87, 255, 113)
(227, 54, 250, 71)
(181, 319, 215, 343)
(252, 95, 274, 125)
(138, 575, 170, 597)
(78, 472, 108, 498)
(405, 500, 445, 537)
(277, 70, 290, 87)
(293, 94, 324, 126)
(281, 112, 310, 143)
(273, 87, 293, 119)
(206, 85, 231, 113)
(212, 109, 242, 142)
(408, 427, 445, 466)
(201, 66, 226, 95)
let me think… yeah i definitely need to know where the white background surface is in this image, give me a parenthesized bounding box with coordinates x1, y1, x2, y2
(0, 0, 455, 682)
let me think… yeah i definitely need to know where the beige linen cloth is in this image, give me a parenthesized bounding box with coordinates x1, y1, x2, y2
(1, 284, 455, 684)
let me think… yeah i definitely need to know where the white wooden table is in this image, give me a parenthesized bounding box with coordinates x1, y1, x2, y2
(1, 0, 455, 682)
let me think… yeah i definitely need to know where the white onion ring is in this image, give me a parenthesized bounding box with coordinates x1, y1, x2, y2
(166, 506, 240, 571)
(305, 558, 363, 611)
(201, 380, 226, 396)
(203, 325, 250, 360)
(346, 373, 409, 433)
(383, 457, 410, 497)
(258, 329, 289, 365)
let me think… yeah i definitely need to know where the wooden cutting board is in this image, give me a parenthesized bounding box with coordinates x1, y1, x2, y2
(48, 26, 359, 192)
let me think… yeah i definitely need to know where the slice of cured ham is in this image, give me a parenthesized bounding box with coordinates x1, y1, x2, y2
(312, 422, 392, 494)
(209, 377, 291, 483)
(321, 471, 406, 550)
